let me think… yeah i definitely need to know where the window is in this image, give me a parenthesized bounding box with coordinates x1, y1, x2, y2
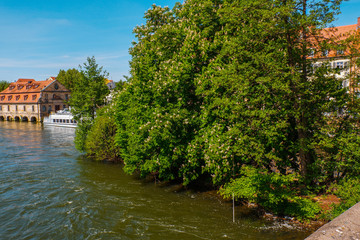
(8, 96, 12, 101)
(32, 95, 37, 100)
(45, 94, 48, 100)
(53, 94, 56, 99)
(0, 96, 4, 101)
(54, 83, 59, 90)
(8, 106, 10, 111)
(63, 105, 66, 109)
(53, 119, 56, 123)
(17, 85, 23, 90)
(49, 105, 52, 111)
(0, 106, 2, 111)
(15, 105, 18, 111)
(65, 94, 68, 100)
(24, 95, 28, 100)
(66, 119, 69, 123)
(42, 105, 46, 112)
(337, 49, 344, 55)
(23, 106, 26, 111)
(32, 106, 35, 112)
(9, 86, 15, 90)
(335, 61, 344, 69)
(322, 50, 329, 57)
(26, 85, 31, 89)
(15, 95, 20, 101)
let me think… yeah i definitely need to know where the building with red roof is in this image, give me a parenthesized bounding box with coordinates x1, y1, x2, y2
(0, 77, 70, 122)
(309, 17, 360, 93)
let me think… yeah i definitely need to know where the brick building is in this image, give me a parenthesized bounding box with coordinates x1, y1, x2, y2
(0, 77, 70, 122)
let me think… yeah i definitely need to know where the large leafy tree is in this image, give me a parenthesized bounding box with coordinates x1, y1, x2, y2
(113, 0, 360, 217)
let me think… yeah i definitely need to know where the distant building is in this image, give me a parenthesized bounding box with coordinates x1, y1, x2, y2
(310, 17, 360, 94)
(105, 79, 116, 90)
(0, 77, 71, 122)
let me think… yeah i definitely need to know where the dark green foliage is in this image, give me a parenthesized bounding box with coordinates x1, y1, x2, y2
(71, 57, 110, 152)
(328, 178, 360, 219)
(107, 0, 360, 220)
(0, 81, 10, 92)
(74, 120, 93, 152)
(84, 106, 120, 161)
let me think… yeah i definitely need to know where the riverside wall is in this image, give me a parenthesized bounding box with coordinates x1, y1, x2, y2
(306, 202, 360, 239)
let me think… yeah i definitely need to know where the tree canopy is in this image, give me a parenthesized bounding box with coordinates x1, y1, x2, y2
(69, 56, 110, 120)
(0, 81, 10, 92)
(79, 0, 360, 219)
(56, 68, 82, 91)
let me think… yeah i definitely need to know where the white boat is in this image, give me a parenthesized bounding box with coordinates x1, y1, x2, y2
(43, 109, 77, 128)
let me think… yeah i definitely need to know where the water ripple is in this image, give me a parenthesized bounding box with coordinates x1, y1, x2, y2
(0, 122, 311, 239)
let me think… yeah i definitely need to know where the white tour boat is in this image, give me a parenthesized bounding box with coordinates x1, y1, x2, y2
(43, 109, 77, 128)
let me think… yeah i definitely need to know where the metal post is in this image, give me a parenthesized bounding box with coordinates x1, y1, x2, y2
(232, 192, 235, 222)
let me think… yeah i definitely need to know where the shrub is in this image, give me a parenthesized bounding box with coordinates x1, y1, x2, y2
(219, 166, 321, 220)
(328, 178, 360, 219)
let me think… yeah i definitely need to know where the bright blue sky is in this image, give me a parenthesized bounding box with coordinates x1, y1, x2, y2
(0, 0, 359, 82)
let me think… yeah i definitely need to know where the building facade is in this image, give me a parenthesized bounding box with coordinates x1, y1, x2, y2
(0, 77, 70, 122)
(310, 17, 360, 94)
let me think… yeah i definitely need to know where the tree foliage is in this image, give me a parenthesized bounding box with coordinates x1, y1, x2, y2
(0, 81, 10, 92)
(56, 68, 83, 91)
(84, 105, 121, 161)
(106, 0, 360, 218)
(69, 56, 110, 120)
(70, 57, 110, 151)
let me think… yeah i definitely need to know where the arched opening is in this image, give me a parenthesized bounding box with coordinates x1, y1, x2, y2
(14, 116, 20, 122)
(22, 116, 29, 122)
(0, 116, 4, 121)
(30, 117, 37, 122)
(6, 116, 12, 121)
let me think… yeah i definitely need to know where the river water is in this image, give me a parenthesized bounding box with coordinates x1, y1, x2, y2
(0, 121, 312, 239)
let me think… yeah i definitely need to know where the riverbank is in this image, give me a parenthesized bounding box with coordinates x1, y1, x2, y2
(140, 173, 334, 232)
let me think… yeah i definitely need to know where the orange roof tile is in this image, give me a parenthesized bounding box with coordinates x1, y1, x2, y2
(309, 18, 360, 59)
(0, 78, 54, 104)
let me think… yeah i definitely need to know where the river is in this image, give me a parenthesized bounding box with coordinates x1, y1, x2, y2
(0, 121, 312, 239)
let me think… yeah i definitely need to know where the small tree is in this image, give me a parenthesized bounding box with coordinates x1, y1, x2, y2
(56, 68, 83, 91)
(70, 56, 110, 151)
(0, 81, 10, 92)
(69, 56, 110, 120)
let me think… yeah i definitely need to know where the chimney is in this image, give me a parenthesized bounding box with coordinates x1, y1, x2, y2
(357, 17, 360, 30)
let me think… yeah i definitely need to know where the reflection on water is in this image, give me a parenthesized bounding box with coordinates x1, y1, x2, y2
(0, 121, 312, 239)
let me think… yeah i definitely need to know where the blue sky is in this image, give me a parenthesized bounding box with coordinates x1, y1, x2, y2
(0, 0, 359, 82)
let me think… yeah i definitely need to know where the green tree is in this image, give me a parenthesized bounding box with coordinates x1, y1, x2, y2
(70, 56, 110, 151)
(84, 105, 120, 161)
(56, 68, 83, 91)
(69, 56, 110, 120)
(112, 0, 360, 218)
(0, 81, 10, 92)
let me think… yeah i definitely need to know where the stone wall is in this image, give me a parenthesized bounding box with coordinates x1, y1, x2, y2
(306, 202, 360, 239)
